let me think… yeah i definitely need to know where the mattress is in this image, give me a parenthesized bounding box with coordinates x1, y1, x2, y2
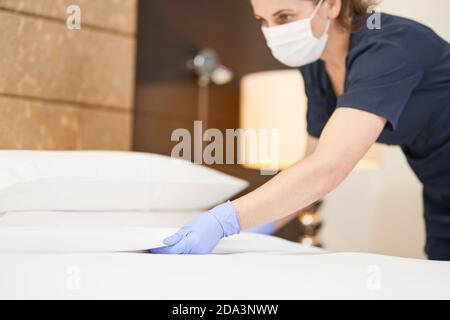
(0, 212, 449, 300)
(0, 235, 449, 300)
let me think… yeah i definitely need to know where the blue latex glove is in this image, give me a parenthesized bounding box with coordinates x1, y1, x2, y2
(245, 222, 277, 235)
(151, 201, 241, 255)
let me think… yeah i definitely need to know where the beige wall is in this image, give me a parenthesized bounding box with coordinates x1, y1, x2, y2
(321, 0, 450, 259)
(322, 147, 426, 259)
(380, 0, 450, 41)
(0, 0, 137, 150)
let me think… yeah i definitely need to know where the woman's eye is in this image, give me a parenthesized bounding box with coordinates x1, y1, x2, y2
(279, 14, 292, 23)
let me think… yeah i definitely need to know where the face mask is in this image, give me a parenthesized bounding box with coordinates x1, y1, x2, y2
(262, 0, 330, 67)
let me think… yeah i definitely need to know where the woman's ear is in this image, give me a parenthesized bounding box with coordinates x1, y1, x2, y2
(324, 0, 342, 19)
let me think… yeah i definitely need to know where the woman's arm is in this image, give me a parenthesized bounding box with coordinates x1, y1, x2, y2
(247, 136, 319, 234)
(152, 107, 386, 254)
(234, 107, 386, 229)
(305, 135, 319, 157)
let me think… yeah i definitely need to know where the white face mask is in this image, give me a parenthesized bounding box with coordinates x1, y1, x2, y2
(262, 0, 330, 67)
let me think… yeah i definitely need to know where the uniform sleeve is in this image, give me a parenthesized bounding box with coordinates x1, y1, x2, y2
(337, 41, 424, 131)
(299, 65, 332, 138)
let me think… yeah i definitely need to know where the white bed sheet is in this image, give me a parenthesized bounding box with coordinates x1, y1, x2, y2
(0, 211, 322, 253)
(0, 211, 197, 253)
(0, 234, 449, 300)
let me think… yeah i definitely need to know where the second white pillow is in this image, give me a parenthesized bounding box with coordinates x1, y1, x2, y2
(0, 151, 249, 212)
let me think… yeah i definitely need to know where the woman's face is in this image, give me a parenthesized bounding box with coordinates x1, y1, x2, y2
(251, 0, 331, 38)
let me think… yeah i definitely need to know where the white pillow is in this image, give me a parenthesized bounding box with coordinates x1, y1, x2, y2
(0, 211, 195, 252)
(0, 211, 199, 229)
(0, 151, 249, 212)
(0, 212, 322, 254)
(0, 227, 172, 253)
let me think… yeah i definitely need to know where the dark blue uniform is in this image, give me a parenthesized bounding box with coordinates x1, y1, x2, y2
(300, 13, 450, 260)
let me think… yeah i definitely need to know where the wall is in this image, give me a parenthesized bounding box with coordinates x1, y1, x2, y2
(380, 0, 450, 41)
(321, 147, 426, 259)
(321, 0, 450, 259)
(0, 0, 137, 150)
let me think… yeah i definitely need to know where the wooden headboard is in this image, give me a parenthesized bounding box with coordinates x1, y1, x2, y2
(0, 0, 137, 150)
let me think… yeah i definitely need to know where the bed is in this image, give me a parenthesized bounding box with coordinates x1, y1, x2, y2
(1, 232, 449, 300)
(0, 151, 449, 300)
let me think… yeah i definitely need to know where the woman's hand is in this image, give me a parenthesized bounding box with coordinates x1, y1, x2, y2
(151, 201, 241, 255)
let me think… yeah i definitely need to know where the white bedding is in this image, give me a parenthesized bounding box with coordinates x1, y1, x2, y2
(0, 211, 322, 253)
(1, 212, 449, 300)
(0, 211, 199, 253)
(0, 151, 248, 212)
(0, 233, 449, 300)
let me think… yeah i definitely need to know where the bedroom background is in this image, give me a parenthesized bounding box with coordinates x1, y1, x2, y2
(1, 0, 449, 259)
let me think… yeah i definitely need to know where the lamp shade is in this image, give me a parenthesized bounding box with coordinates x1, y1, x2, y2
(240, 70, 308, 171)
(240, 70, 382, 172)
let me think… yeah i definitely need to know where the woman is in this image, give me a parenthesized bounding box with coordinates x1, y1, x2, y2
(153, 0, 450, 260)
